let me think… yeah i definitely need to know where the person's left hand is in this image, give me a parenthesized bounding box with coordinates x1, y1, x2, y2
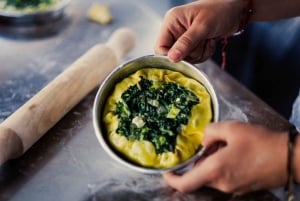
(163, 121, 289, 195)
(154, 0, 243, 63)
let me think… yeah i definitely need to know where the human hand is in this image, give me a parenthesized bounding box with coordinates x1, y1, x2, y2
(163, 121, 288, 195)
(155, 0, 243, 63)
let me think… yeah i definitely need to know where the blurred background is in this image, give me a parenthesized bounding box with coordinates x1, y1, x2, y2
(212, 19, 300, 119)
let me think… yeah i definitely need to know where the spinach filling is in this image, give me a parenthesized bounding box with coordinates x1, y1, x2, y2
(115, 76, 199, 154)
(4, 0, 53, 9)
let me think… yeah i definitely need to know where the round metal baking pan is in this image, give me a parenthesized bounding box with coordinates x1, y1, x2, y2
(0, 0, 70, 25)
(93, 55, 219, 174)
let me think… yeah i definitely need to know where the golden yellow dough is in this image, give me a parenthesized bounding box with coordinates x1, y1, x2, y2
(87, 3, 112, 25)
(103, 68, 212, 169)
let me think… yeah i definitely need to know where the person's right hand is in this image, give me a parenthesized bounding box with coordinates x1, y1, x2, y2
(163, 121, 289, 195)
(155, 0, 244, 63)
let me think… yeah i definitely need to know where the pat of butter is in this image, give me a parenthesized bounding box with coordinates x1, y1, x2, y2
(87, 3, 112, 25)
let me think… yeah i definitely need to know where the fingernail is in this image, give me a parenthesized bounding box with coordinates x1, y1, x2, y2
(168, 49, 182, 62)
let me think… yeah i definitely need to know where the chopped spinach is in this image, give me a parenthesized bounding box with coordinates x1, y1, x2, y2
(115, 76, 199, 154)
(5, 0, 53, 9)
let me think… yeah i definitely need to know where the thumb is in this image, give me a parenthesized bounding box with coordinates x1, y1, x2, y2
(202, 122, 228, 148)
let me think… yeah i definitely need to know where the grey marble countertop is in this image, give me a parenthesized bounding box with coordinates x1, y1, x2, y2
(0, 0, 294, 200)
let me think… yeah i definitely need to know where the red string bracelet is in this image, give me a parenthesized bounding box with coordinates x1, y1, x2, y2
(221, 37, 228, 69)
(221, 0, 253, 69)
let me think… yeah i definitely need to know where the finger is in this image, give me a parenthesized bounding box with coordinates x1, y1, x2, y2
(186, 39, 216, 63)
(154, 28, 175, 56)
(168, 23, 208, 62)
(202, 122, 228, 148)
(184, 40, 206, 63)
(163, 165, 209, 193)
(154, 9, 187, 56)
(163, 148, 228, 193)
(198, 39, 216, 62)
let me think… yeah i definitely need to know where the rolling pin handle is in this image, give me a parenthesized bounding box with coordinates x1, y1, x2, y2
(0, 126, 23, 166)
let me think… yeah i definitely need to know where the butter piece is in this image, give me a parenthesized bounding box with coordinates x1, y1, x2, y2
(87, 3, 112, 25)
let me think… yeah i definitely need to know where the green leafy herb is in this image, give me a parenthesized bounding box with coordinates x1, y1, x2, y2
(115, 76, 199, 154)
(5, 0, 53, 9)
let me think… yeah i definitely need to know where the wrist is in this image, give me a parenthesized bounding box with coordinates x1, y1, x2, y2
(234, 0, 253, 35)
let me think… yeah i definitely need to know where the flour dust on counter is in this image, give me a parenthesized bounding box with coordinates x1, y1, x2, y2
(82, 174, 231, 201)
(0, 72, 48, 121)
(219, 96, 248, 122)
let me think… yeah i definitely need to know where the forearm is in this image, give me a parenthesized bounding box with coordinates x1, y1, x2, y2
(251, 0, 300, 21)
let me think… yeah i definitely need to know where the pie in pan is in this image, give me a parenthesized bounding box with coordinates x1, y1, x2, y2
(102, 68, 212, 169)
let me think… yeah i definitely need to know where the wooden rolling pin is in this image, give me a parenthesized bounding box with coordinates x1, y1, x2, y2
(0, 27, 136, 166)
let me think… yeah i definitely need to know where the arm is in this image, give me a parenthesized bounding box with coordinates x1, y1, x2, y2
(251, 0, 300, 21)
